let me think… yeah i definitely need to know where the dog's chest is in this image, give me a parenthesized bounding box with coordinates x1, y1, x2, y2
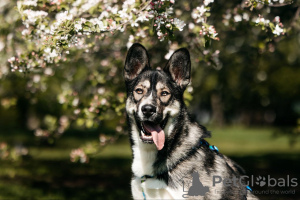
(131, 145, 181, 199)
(131, 177, 175, 199)
(131, 145, 158, 177)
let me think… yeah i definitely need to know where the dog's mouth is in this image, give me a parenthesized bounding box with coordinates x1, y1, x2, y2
(137, 117, 168, 150)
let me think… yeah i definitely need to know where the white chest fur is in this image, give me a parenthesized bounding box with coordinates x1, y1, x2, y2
(131, 144, 157, 177)
(131, 144, 176, 199)
(131, 177, 174, 199)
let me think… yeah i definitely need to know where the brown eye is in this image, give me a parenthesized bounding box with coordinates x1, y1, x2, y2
(161, 91, 170, 96)
(135, 88, 143, 94)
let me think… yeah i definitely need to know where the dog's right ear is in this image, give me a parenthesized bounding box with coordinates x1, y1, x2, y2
(124, 43, 150, 82)
(164, 48, 191, 90)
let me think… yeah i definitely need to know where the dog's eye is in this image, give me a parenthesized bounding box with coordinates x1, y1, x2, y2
(135, 88, 143, 94)
(161, 91, 170, 96)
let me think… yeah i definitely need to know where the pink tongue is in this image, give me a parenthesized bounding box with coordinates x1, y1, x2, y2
(143, 123, 165, 150)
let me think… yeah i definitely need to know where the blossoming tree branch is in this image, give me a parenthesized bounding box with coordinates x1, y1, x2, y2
(9, 0, 293, 72)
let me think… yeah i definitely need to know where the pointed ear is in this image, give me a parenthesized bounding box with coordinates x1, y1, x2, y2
(124, 43, 150, 82)
(164, 48, 191, 89)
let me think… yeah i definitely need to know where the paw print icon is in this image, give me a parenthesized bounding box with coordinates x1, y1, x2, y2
(256, 176, 266, 187)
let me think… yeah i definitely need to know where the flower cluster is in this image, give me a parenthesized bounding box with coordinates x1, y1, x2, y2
(70, 148, 89, 163)
(199, 25, 219, 40)
(22, 9, 48, 27)
(11, 0, 289, 72)
(148, 0, 186, 41)
(99, 134, 116, 146)
(192, 6, 207, 23)
(0, 142, 9, 160)
(222, 7, 251, 26)
(0, 142, 28, 161)
(8, 52, 45, 72)
(191, 0, 219, 41)
(222, 4, 286, 37)
(13, 0, 188, 71)
(247, 0, 291, 7)
(34, 129, 50, 137)
(255, 15, 285, 36)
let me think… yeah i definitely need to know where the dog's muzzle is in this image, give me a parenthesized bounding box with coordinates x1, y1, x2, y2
(135, 115, 169, 151)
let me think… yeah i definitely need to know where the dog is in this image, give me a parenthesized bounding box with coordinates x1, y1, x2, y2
(124, 43, 258, 200)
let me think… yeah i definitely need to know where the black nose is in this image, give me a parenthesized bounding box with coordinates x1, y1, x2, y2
(142, 104, 156, 117)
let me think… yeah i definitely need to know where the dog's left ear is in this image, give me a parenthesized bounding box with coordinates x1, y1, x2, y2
(124, 43, 150, 82)
(164, 48, 191, 89)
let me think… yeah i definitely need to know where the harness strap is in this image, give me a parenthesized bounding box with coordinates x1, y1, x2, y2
(199, 139, 253, 197)
(246, 185, 252, 191)
(140, 175, 154, 200)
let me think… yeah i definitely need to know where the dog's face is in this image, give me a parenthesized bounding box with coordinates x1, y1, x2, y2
(124, 43, 191, 150)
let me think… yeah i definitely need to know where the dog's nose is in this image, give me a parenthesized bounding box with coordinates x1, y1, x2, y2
(142, 104, 156, 117)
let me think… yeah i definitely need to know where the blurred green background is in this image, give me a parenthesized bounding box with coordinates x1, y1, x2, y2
(1, 0, 300, 200)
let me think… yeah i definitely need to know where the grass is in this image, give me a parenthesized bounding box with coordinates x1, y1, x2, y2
(0, 126, 299, 200)
(207, 126, 300, 155)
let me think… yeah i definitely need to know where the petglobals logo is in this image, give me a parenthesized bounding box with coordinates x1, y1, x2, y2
(254, 175, 298, 187)
(213, 175, 298, 188)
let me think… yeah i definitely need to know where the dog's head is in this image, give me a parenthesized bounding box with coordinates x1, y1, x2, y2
(124, 43, 191, 150)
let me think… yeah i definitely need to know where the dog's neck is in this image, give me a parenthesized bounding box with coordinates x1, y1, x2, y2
(154, 109, 208, 174)
(129, 108, 210, 178)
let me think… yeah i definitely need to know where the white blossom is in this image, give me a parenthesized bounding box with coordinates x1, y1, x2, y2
(23, 10, 48, 25)
(107, 5, 119, 15)
(273, 24, 283, 35)
(162, 7, 173, 18)
(8, 57, 15, 62)
(99, 10, 110, 20)
(243, 13, 249, 21)
(157, 31, 165, 41)
(224, 13, 231, 20)
(72, 98, 79, 106)
(74, 23, 82, 32)
(234, 15, 242, 22)
(188, 23, 195, 30)
(256, 17, 265, 24)
(131, 20, 139, 27)
(204, 0, 214, 6)
(192, 6, 207, 23)
(44, 48, 59, 62)
(89, 18, 106, 31)
(173, 18, 186, 31)
(155, 17, 165, 28)
(136, 11, 149, 22)
(55, 11, 73, 25)
(165, 49, 175, 60)
(22, 29, 30, 36)
(197, 5, 207, 16)
(127, 35, 134, 49)
(118, 10, 130, 19)
(123, 0, 135, 9)
(274, 16, 280, 23)
(80, 0, 101, 13)
(208, 25, 218, 37)
(255, 16, 270, 25)
(70, 148, 88, 163)
(136, 29, 146, 38)
(21, 0, 38, 6)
